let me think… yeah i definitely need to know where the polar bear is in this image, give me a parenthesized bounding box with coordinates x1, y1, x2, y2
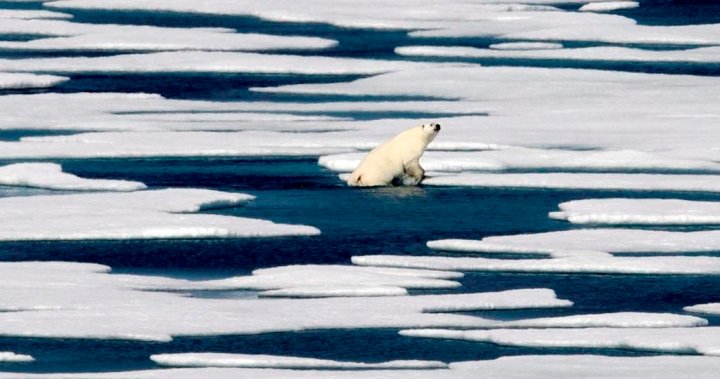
(347, 123, 440, 187)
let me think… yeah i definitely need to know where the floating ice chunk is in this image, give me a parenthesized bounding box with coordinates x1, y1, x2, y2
(0, 10, 71, 20)
(0, 188, 320, 241)
(0, 261, 570, 340)
(0, 51, 427, 75)
(0, 352, 34, 363)
(488, 42, 563, 50)
(430, 229, 720, 256)
(551, 199, 720, 225)
(320, 149, 720, 173)
(0, 19, 336, 52)
(484, 312, 708, 329)
(579, 1, 639, 12)
(133, 265, 463, 298)
(423, 173, 720, 193)
(685, 303, 720, 315)
(256, 66, 720, 155)
(401, 327, 720, 356)
(0, 93, 487, 133)
(353, 253, 720, 275)
(0, 163, 145, 191)
(151, 353, 447, 369)
(5, 356, 720, 378)
(46, 0, 597, 30)
(396, 45, 720, 64)
(0, 72, 67, 89)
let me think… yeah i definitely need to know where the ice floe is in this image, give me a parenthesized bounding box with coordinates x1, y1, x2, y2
(0, 260, 570, 340)
(0, 93, 486, 133)
(0, 10, 71, 20)
(5, 355, 720, 378)
(0, 72, 67, 89)
(423, 173, 720, 193)
(400, 327, 720, 356)
(488, 42, 564, 50)
(429, 229, 720, 256)
(685, 303, 720, 315)
(0, 162, 145, 191)
(0, 352, 34, 363)
(45, 0, 596, 30)
(579, 1, 639, 12)
(0, 20, 336, 52)
(319, 149, 720, 173)
(551, 199, 720, 225)
(0, 51, 427, 75)
(396, 45, 720, 64)
(257, 66, 720, 157)
(353, 253, 720, 275)
(355, 228, 720, 274)
(0, 188, 320, 240)
(132, 265, 463, 298)
(151, 353, 447, 369)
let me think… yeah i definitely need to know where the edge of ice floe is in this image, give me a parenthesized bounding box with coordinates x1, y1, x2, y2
(150, 353, 448, 370)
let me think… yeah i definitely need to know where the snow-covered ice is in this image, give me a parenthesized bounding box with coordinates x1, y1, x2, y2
(0, 260, 570, 340)
(396, 45, 720, 64)
(0, 10, 71, 20)
(5, 356, 720, 378)
(353, 229, 720, 274)
(551, 199, 720, 225)
(579, 1, 639, 12)
(0, 72, 67, 89)
(319, 149, 720, 173)
(0, 19, 336, 52)
(423, 173, 720, 193)
(0, 163, 146, 191)
(401, 327, 720, 356)
(0, 352, 34, 363)
(130, 265, 464, 298)
(0, 188, 320, 241)
(488, 42, 564, 50)
(0, 51, 428, 75)
(151, 353, 447, 369)
(428, 229, 720, 256)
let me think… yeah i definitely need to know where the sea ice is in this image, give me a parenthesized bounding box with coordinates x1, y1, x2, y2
(579, 1, 640, 12)
(0, 51, 428, 75)
(0, 10, 71, 20)
(0, 188, 319, 240)
(319, 148, 720, 173)
(488, 42, 564, 50)
(150, 353, 447, 369)
(0, 163, 146, 191)
(0, 260, 570, 340)
(0, 352, 34, 363)
(0, 19, 336, 52)
(429, 229, 720, 256)
(396, 45, 720, 64)
(423, 173, 720, 193)
(551, 198, 720, 225)
(4, 356, 720, 378)
(0, 72, 67, 89)
(400, 327, 720, 356)
(128, 265, 464, 298)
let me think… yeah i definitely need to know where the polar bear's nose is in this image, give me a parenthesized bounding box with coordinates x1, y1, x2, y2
(433, 123, 441, 131)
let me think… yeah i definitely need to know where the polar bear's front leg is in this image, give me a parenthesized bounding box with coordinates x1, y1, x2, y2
(403, 159, 425, 185)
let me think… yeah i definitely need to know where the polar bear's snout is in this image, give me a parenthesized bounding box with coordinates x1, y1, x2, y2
(432, 123, 441, 132)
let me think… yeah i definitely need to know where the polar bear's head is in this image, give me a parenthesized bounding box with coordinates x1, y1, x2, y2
(420, 123, 441, 143)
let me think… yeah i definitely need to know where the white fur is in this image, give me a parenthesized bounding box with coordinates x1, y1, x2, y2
(348, 123, 440, 187)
